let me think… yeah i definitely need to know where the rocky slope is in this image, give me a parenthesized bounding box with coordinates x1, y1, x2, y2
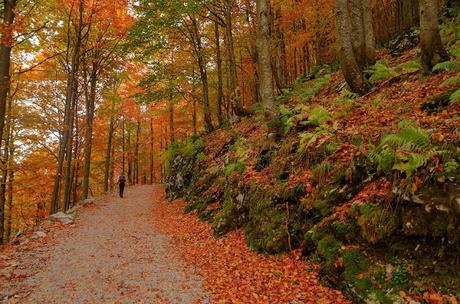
(165, 13, 460, 304)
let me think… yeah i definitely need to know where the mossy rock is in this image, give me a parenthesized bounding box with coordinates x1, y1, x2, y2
(355, 203, 398, 244)
(213, 185, 249, 237)
(245, 204, 288, 253)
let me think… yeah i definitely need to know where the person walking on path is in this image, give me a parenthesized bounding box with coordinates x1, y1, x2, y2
(118, 173, 126, 198)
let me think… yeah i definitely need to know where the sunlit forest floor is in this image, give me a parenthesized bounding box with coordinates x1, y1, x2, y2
(0, 185, 348, 303)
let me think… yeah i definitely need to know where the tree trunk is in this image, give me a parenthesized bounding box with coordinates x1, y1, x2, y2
(149, 117, 155, 184)
(225, 0, 245, 116)
(0, 95, 13, 243)
(420, 0, 449, 73)
(104, 97, 116, 192)
(190, 17, 213, 132)
(191, 68, 197, 133)
(63, 90, 77, 211)
(6, 165, 14, 241)
(257, 0, 278, 132)
(134, 118, 140, 185)
(214, 21, 224, 125)
(362, 0, 376, 65)
(122, 116, 126, 174)
(127, 127, 132, 185)
(335, 0, 368, 95)
(51, 0, 85, 213)
(0, 0, 17, 155)
(168, 91, 175, 143)
(82, 62, 98, 199)
(110, 143, 115, 190)
(350, 0, 366, 68)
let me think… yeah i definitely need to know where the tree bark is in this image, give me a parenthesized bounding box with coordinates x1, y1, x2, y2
(51, 0, 85, 213)
(0, 0, 17, 154)
(335, 0, 368, 95)
(149, 117, 155, 184)
(257, 0, 277, 128)
(134, 118, 140, 185)
(104, 97, 116, 192)
(190, 17, 213, 132)
(224, 0, 245, 116)
(168, 90, 175, 143)
(82, 61, 98, 199)
(0, 94, 13, 243)
(420, 0, 449, 73)
(214, 21, 224, 125)
(362, 0, 376, 65)
(127, 127, 132, 185)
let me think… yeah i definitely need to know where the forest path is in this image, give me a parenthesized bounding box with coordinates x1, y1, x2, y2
(0, 185, 209, 304)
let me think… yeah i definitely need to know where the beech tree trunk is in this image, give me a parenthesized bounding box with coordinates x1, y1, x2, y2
(256, 0, 277, 126)
(350, 0, 366, 67)
(0, 0, 17, 155)
(419, 0, 449, 73)
(149, 117, 155, 184)
(335, 0, 368, 95)
(82, 61, 98, 199)
(224, 0, 245, 116)
(127, 127, 132, 185)
(215, 21, 224, 125)
(190, 17, 213, 132)
(362, 0, 376, 65)
(51, 0, 84, 213)
(104, 97, 116, 192)
(134, 118, 140, 185)
(0, 95, 13, 243)
(168, 91, 175, 143)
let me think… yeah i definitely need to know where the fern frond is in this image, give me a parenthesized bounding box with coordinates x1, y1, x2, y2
(451, 89, 460, 103)
(442, 76, 460, 87)
(432, 61, 460, 73)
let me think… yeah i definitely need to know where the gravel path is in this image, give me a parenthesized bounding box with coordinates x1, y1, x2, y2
(1, 185, 209, 304)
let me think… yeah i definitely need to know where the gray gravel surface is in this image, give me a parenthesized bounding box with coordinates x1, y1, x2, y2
(1, 185, 210, 304)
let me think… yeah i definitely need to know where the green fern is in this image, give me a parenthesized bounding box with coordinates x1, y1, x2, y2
(298, 76, 331, 102)
(307, 106, 331, 127)
(396, 60, 422, 73)
(442, 76, 460, 86)
(451, 89, 460, 103)
(371, 123, 437, 178)
(432, 61, 460, 73)
(369, 60, 397, 83)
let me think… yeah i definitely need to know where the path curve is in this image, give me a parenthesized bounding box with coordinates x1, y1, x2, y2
(1, 185, 209, 304)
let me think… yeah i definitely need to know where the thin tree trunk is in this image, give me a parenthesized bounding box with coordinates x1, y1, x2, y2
(168, 91, 175, 143)
(51, 0, 85, 213)
(122, 115, 126, 174)
(127, 127, 132, 185)
(104, 97, 116, 192)
(190, 17, 213, 132)
(224, 0, 245, 116)
(82, 61, 98, 199)
(110, 143, 115, 190)
(63, 90, 77, 211)
(6, 166, 14, 241)
(149, 117, 155, 184)
(420, 0, 449, 73)
(214, 21, 224, 125)
(134, 118, 140, 185)
(0, 96, 13, 243)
